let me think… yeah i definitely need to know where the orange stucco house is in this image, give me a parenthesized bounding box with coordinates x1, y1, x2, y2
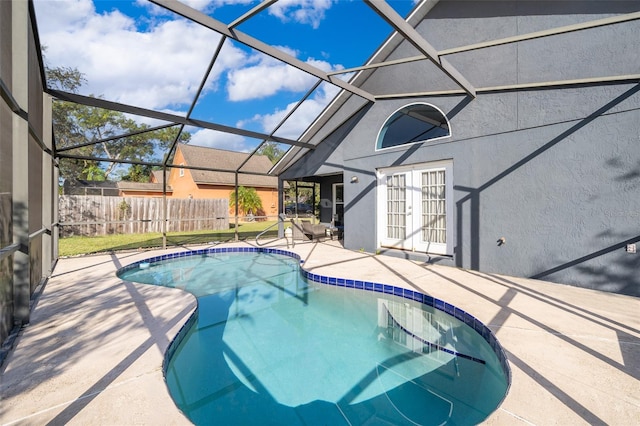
(148, 143, 280, 218)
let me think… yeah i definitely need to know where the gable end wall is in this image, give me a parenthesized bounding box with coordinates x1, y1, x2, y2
(284, 1, 640, 296)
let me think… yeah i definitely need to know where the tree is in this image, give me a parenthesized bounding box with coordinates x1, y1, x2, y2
(47, 66, 94, 181)
(120, 164, 154, 182)
(257, 141, 285, 164)
(229, 186, 263, 218)
(256, 142, 301, 209)
(47, 65, 86, 92)
(46, 65, 190, 182)
(83, 164, 106, 181)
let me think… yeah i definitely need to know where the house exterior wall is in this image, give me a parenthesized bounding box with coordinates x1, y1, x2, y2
(1, 0, 55, 346)
(167, 148, 279, 218)
(282, 1, 640, 296)
(168, 148, 200, 198)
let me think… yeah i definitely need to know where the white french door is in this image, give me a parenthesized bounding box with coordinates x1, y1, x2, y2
(332, 183, 344, 227)
(377, 161, 453, 255)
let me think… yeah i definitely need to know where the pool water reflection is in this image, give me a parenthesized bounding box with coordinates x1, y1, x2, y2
(118, 250, 509, 425)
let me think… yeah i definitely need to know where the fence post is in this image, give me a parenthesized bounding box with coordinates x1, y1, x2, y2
(234, 172, 239, 242)
(162, 166, 167, 249)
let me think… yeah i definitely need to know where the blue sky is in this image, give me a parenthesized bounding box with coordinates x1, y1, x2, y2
(34, 0, 418, 153)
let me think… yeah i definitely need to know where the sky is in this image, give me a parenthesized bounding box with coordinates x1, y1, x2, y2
(34, 0, 418, 154)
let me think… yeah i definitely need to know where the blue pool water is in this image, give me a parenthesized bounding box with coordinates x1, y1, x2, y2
(118, 249, 509, 425)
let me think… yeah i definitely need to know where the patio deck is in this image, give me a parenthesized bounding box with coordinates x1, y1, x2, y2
(1, 240, 638, 425)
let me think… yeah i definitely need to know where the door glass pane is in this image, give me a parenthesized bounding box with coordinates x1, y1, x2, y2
(386, 174, 406, 239)
(421, 170, 446, 244)
(333, 184, 344, 226)
(335, 184, 344, 203)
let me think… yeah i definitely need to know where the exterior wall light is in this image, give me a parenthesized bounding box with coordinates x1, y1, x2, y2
(350, 176, 359, 183)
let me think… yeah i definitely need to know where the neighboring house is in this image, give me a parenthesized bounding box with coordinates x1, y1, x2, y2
(277, 1, 640, 296)
(117, 181, 171, 197)
(63, 179, 171, 197)
(63, 180, 119, 196)
(149, 170, 166, 185)
(64, 146, 279, 218)
(168, 143, 280, 217)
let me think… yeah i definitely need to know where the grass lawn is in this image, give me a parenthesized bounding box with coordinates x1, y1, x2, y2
(59, 220, 280, 257)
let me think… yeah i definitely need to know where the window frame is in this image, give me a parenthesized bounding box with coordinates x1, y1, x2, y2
(375, 102, 451, 152)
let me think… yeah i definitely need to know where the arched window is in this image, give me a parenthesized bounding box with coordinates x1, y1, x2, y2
(376, 103, 451, 150)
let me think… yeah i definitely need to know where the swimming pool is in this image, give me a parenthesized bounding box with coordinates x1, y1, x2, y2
(118, 247, 510, 425)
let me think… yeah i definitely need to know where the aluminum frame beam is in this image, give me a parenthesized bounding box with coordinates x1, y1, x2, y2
(55, 152, 277, 177)
(327, 55, 426, 76)
(0, 78, 27, 119)
(237, 80, 323, 174)
(47, 89, 316, 150)
(374, 74, 640, 100)
(331, 10, 640, 76)
(364, 0, 476, 98)
(56, 123, 178, 153)
(163, 34, 226, 167)
(150, 0, 376, 103)
(228, 0, 278, 29)
(439, 11, 640, 56)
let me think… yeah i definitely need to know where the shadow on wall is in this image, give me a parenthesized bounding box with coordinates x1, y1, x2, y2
(454, 84, 640, 297)
(284, 103, 372, 177)
(13, 201, 30, 313)
(531, 232, 640, 296)
(0, 201, 28, 364)
(0, 195, 15, 346)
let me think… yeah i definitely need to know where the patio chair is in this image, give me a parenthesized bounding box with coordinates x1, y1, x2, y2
(301, 220, 327, 241)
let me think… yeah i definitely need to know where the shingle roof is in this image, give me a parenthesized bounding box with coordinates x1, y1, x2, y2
(151, 170, 165, 184)
(117, 181, 171, 192)
(178, 144, 279, 189)
(62, 179, 119, 196)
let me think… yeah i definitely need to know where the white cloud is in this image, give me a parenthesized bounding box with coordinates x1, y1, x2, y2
(135, 0, 254, 16)
(189, 129, 251, 152)
(140, 0, 330, 25)
(227, 52, 341, 101)
(34, 0, 97, 35)
(35, 1, 336, 109)
(241, 83, 341, 139)
(268, 0, 334, 29)
(35, 0, 346, 147)
(35, 1, 249, 110)
(227, 60, 313, 101)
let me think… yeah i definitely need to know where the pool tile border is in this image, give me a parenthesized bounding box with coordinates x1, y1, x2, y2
(117, 247, 512, 383)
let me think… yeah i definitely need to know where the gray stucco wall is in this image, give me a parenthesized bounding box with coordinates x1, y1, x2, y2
(0, 1, 54, 350)
(282, 1, 640, 296)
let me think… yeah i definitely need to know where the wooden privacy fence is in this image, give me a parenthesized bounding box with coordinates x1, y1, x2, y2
(59, 196, 229, 237)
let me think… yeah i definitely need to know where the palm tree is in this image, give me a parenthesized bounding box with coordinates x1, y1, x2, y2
(229, 186, 263, 219)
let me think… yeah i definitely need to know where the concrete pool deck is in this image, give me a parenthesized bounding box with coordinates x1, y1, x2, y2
(1, 240, 638, 425)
